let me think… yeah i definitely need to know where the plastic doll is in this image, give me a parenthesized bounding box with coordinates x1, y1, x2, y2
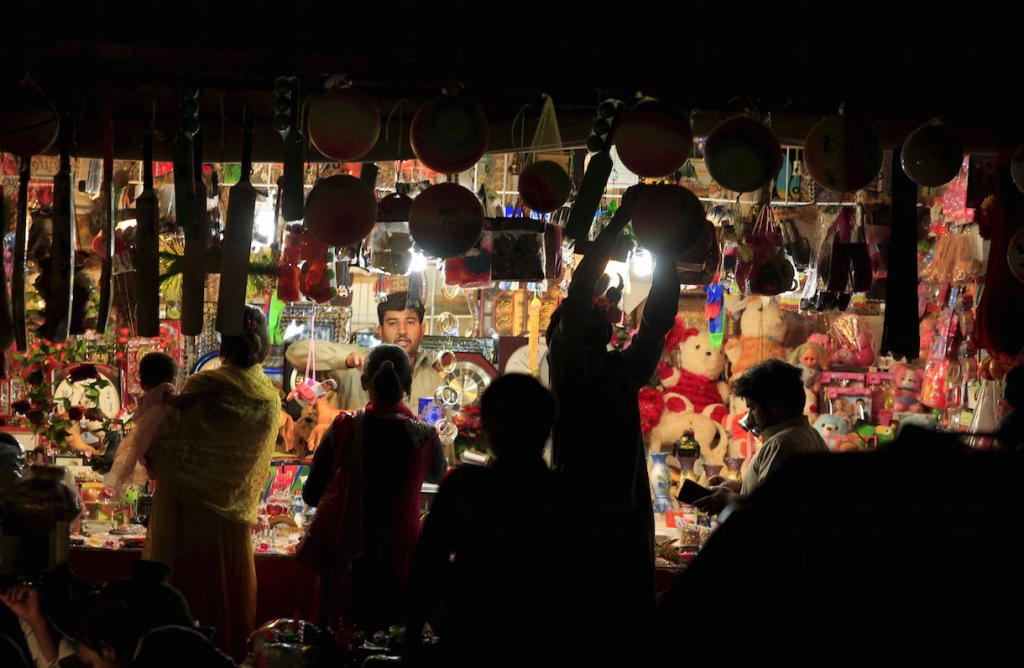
(788, 341, 825, 394)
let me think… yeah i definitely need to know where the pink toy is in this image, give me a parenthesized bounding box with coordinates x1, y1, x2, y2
(287, 377, 338, 408)
(892, 362, 925, 413)
(829, 314, 876, 367)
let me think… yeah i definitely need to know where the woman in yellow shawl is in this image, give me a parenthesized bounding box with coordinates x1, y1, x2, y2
(144, 305, 280, 662)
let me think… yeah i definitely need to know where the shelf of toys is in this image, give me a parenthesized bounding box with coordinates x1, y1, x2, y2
(646, 153, 1009, 556)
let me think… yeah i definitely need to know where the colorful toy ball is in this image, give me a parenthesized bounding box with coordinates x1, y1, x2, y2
(410, 94, 489, 175)
(630, 183, 707, 257)
(408, 182, 485, 259)
(518, 160, 572, 213)
(306, 88, 381, 161)
(900, 118, 964, 188)
(303, 175, 378, 247)
(613, 99, 694, 178)
(802, 114, 883, 193)
(702, 116, 782, 193)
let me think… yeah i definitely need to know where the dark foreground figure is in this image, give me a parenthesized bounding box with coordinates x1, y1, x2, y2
(653, 425, 1024, 666)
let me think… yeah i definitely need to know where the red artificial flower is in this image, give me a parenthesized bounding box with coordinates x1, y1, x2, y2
(67, 406, 84, 421)
(11, 400, 32, 414)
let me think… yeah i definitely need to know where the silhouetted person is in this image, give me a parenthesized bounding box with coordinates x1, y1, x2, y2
(545, 183, 681, 665)
(404, 373, 566, 668)
(654, 425, 1024, 666)
(73, 560, 202, 668)
(303, 343, 447, 635)
(695, 358, 827, 516)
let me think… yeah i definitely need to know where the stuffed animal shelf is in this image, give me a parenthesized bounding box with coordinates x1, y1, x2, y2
(724, 296, 791, 381)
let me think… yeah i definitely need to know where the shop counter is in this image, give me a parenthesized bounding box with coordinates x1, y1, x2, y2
(68, 546, 319, 626)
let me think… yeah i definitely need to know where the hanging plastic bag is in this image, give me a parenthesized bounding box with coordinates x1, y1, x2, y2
(369, 221, 414, 275)
(828, 313, 877, 368)
(368, 192, 415, 275)
(966, 379, 1001, 449)
(490, 216, 546, 281)
(847, 206, 873, 293)
(816, 207, 853, 293)
(544, 222, 564, 280)
(734, 205, 796, 297)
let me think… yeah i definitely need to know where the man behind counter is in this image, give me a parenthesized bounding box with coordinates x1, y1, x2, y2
(695, 358, 828, 516)
(284, 291, 442, 413)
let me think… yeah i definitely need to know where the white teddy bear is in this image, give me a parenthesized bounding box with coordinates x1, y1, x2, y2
(658, 328, 730, 424)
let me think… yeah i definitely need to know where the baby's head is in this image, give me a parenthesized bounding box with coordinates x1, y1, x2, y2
(139, 352, 179, 392)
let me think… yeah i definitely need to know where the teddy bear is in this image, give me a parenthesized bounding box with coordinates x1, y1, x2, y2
(892, 362, 925, 413)
(812, 413, 851, 443)
(724, 296, 791, 381)
(657, 319, 730, 424)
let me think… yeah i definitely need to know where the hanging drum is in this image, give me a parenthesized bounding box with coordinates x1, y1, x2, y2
(410, 94, 489, 174)
(306, 87, 381, 162)
(613, 98, 693, 178)
(303, 174, 378, 247)
(630, 183, 707, 257)
(900, 118, 964, 188)
(408, 182, 485, 259)
(802, 114, 883, 193)
(518, 160, 572, 213)
(703, 116, 782, 194)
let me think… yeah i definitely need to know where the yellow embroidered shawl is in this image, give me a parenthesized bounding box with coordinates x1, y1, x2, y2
(148, 362, 280, 525)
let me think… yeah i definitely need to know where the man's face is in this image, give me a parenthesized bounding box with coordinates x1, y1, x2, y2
(744, 399, 771, 432)
(379, 308, 424, 357)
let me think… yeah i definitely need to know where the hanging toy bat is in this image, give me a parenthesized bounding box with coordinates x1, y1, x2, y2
(287, 377, 337, 408)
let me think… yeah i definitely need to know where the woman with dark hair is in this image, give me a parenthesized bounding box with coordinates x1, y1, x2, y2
(302, 343, 447, 635)
(144, 305, 279, 662)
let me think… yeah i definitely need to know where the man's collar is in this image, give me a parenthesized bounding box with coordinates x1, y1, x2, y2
(412, 350, 431, 368)
(761, 415, 810, 440)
